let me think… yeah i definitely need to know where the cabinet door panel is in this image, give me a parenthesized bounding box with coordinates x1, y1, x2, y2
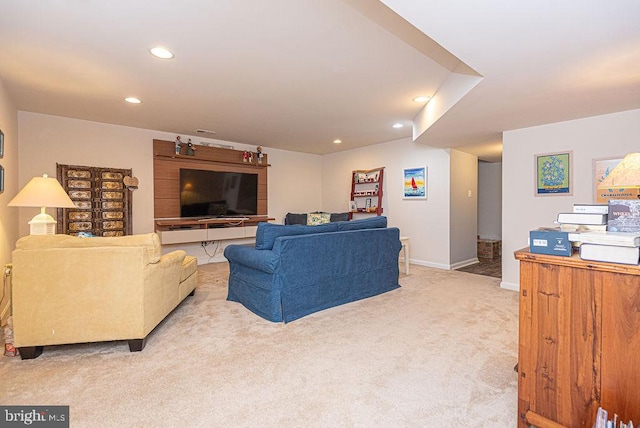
(600, 272, 640, 422)
(520, 262, 599, 427)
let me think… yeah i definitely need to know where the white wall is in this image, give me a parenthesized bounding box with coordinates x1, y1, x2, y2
(449, 149, 478, 267)
(0, 77, 19, 324)
(0, 79, 19, 266)
(13, 112, 489, 271)
(478, 161, 502, 240)
(502, 108, 640, 290)
(322, 138, 474, 269)
(15, 112, 322, 263)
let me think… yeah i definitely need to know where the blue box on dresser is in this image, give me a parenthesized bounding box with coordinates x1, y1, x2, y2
(529, 228, 572, 256)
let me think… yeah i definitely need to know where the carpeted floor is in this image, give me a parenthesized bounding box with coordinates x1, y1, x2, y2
(0, 262, 518, 427)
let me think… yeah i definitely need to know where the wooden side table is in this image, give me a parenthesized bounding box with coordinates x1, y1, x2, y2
(400, 237, 409, 275)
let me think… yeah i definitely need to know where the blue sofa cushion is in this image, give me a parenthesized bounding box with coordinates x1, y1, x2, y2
(336, 216, 387, 231)
(255, 221, 340, 250)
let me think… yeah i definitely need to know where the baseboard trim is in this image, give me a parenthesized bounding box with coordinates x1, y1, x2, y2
(500, 281, 519, 291)
(450, 258, 479, 270)
(409, 259, 451, 271)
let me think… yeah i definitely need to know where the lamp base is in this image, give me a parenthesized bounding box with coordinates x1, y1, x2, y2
(28, 212, 57, 235)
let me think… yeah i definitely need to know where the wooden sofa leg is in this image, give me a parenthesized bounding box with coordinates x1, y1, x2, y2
(128, 338, 147, 352)
(19, 346, 44, 360)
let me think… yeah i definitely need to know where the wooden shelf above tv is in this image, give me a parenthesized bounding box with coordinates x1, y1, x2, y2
(154, 139, 270, 167)
(153, 139, 269, 219)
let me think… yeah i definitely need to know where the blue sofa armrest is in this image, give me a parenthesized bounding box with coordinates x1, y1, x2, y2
(223, 245, 279, 273)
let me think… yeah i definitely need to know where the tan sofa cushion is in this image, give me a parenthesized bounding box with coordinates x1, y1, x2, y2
(15, 233, 162, 264)
(181, 256, 197, 282)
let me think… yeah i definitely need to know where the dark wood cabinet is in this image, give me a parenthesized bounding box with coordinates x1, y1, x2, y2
(56, 164, 133, 236)
(515, 248, 640, 428)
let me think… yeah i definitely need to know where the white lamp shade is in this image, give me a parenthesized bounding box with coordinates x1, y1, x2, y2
(8, 174, 76, 208)
(8, 174, 76, 235)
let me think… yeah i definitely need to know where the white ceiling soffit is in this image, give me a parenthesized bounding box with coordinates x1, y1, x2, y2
(381, 0, 640, 160)
(344, 0, 484, 146)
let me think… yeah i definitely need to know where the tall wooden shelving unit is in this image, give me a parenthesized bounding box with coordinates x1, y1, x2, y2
(349, 167, 384, 220)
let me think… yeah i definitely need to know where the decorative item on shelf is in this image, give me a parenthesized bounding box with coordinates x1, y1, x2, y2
(256, 146, 263, 164)
(175, 136, 182, 155)
(8, 174, 77, 235)
(242, 151, 249, 162)
(186, 139, 196, 156)
(248, 151, 253, 163)
(124, 176, 139, 191)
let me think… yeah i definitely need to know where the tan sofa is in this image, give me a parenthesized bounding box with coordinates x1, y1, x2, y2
(11, 233, 197, 359)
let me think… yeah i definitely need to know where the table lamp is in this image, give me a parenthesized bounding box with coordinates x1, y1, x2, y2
(596, 152, 640, 202)
(8, 174, 76, 235)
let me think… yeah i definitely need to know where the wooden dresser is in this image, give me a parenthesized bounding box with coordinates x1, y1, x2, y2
(515, 248, 640, 428)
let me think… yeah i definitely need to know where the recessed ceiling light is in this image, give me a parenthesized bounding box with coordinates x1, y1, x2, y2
(149, 46, 174, 59)
(412, 96, 431, 103)
(124, 97, 142, 104)
(333, 139, 342, 144)
(392, 123, 404, 128)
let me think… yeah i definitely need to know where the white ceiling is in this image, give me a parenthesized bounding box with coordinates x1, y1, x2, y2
(0, 1, 638, 163)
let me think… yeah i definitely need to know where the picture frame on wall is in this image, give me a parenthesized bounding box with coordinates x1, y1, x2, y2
(534, 151, 572, 196)
(0, 165, 4, 194)
(592, 156, 623, 203)
(0, 128, 4, 159)
(403, 166, 427, 199)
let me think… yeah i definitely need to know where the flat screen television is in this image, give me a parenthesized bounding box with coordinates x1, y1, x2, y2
(179, 168, 258, 218)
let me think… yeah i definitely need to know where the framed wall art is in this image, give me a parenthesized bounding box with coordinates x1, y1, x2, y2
(0, 165, 4, 194)
(592, 156, 623, 203)
(534, 151, 572, 196)
(0, 128, 4, 158)
(403, 166, 427, 199)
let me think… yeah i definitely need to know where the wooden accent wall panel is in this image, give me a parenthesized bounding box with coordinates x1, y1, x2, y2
(515, 249, 640, 428)
(56, 164, 133, 236)
(153, 139, 268, 219)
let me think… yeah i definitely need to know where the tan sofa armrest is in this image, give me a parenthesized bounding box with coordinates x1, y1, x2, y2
(142, 250, 186, 333)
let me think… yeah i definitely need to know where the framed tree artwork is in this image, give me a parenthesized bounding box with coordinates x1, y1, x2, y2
(534, 151, 572, 196)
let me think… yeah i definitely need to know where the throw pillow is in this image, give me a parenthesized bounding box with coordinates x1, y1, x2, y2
(330, 212, 350, 222)
(284, 213, 308, 225)
(307, 212, 331, 226)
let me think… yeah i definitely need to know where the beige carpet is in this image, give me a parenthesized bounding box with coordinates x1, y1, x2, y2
(0, 263, 519, 427)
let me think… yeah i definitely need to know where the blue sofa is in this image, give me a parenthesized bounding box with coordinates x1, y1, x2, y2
(224, 216, 401, 322)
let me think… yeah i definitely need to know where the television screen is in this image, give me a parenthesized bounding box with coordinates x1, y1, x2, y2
(179, 169, 258, 218)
